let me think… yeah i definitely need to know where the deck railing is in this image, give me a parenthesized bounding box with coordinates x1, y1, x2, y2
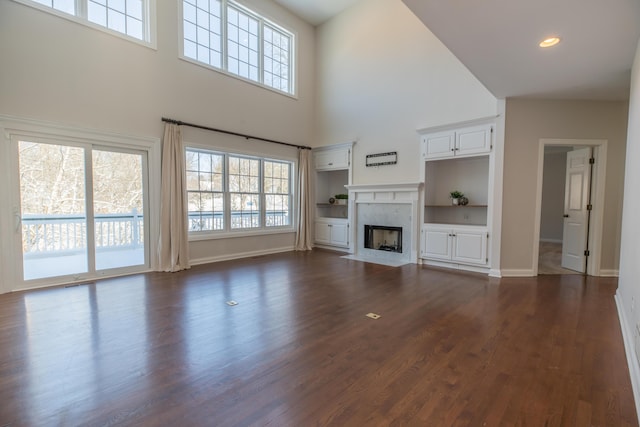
(188, 211, 289, 231)
(21, 211, 144, 256)
(22, 210, 289, 255)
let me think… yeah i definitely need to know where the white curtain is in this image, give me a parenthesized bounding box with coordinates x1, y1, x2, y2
(158, 123, 191, 272)
(295, 148, 313, 251)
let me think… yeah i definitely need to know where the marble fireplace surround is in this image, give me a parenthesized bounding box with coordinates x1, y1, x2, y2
(343, 183, 423, 266)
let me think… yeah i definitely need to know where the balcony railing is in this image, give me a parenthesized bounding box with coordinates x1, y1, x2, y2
(188, 211, 289, 232)
(22, 211, 144, 257)
(22, 210, 290, 255)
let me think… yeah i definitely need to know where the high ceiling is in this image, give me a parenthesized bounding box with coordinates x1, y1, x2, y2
(275, 0, 640, 100)
(273, 0, 361, 26)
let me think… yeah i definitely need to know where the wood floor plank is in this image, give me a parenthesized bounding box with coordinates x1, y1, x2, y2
(0, 250, 636, 426)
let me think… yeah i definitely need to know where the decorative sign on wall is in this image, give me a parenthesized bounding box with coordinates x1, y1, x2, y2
(365, 151, 397, 167)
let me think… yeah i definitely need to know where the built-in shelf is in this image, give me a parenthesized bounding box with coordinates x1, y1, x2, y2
(317, 203, 348, 206)
(424, 204, 487, 226)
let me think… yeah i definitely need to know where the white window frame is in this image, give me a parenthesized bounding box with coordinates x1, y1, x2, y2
(185, 146, 296, 240)
(179, 0, 296, 97)
(11, 0, 157, 49)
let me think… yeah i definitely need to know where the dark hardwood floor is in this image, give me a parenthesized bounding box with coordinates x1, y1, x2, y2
(0, 250, 636, 426)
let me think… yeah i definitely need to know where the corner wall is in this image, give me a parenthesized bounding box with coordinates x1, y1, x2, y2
(617, 37, 640, 421)
(502, 99, 628, 275)
(315, 0, 498, 185)
(0, 0, 316, 291)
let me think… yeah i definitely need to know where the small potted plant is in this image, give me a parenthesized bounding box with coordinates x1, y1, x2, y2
(450, 190, 464, 206)
(334, 193, 348, 205)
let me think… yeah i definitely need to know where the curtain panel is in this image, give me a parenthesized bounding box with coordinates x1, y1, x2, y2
(158, 123, 191, 272)
(295, 148, 313, 251)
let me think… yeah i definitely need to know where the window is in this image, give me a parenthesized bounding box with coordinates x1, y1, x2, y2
(186, 148, 293, 235)
(264, 160, 290, 227)
(186, 150, 225, 232)
(182, 0, 295, 95)
(14, 0, 154, 45)
(228, 156, 260, 229)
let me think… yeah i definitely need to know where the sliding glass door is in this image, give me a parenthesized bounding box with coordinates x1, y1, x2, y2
(92, 149, 145, 271)
(15, 137, 148, 286)
(19, 141, 89, 280)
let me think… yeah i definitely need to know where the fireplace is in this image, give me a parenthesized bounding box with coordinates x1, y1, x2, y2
(342, 182, 422, 266)
(364, 225, 402, 253)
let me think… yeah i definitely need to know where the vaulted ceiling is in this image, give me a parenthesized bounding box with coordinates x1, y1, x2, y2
(274, 0, 640, 100)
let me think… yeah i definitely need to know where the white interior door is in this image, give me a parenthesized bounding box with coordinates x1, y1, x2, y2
(561, 147, 591, 272)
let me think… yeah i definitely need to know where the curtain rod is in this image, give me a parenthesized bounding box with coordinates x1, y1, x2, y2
(161, 117, 312, 150)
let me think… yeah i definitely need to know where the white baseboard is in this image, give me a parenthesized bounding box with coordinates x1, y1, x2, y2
(190, 246, 294, 266)
(313, 244, 350, 253)
(421, 259, 489, 275)
(500, 269, 536, 277)
(600, 269, 620, 277)
(539, 238, 563, 243)
(489, 268, 502, 278)
(615, 292, 640, 426)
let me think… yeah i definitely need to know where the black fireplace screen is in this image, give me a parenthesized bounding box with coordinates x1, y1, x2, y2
(364, 225, 402, 253)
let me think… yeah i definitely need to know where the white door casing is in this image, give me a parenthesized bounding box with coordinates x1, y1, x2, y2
(561, 147, 592, 272)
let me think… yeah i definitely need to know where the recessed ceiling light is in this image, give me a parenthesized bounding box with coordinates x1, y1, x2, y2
(539, 37, 561, 48)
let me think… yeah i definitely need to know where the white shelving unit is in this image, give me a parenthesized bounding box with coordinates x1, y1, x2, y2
(313, 142, 354, 251)
(418, 117, 500, 274)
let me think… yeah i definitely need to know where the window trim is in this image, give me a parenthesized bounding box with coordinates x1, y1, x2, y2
(178, 0, 297, 98)
(11, 0, 158, 50)
(185, 145, 296, 241)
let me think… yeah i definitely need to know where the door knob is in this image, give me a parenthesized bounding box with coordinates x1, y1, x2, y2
(563, 214, 569, 218)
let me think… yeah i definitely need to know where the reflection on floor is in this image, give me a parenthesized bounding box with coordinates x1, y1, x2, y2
(538, 241, 581, 275)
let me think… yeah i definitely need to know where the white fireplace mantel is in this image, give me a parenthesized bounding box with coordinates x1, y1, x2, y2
(344, 183, 423, 265)
(345, 182, 423, 203)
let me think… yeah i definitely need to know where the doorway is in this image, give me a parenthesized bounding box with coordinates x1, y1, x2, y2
(534, 139, 607, 276)
(11, 136, 149, 289)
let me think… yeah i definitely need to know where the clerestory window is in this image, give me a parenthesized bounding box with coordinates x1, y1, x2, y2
(181, 0, 295, 95)
(13, 0, 155, 45)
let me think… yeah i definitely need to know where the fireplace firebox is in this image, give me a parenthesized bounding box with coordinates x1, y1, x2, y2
(364, 225, 402, 253)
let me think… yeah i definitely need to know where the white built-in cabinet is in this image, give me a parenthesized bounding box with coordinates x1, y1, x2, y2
(315, 149, 350, 170)
(421, 123, 492, 160)
(419, 118, 498, 274)
(315, 219, 349, 247)
(421, 225, 488, 266)
(313, 142, 354, 251)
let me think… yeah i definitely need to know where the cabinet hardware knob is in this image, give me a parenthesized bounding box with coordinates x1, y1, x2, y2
(451, 148, 455, 152)
(328, 162, 333, 165)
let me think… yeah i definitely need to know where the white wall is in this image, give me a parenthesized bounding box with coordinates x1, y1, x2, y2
(0, 0, 316, 290)
(617, 38, 640, 413)
(315, 0, 498, 185)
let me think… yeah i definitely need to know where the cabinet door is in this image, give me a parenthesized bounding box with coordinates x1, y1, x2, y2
(452, 229, 488, 265)
(455, 124, 492, 157)
(422, 131, 455, 160)
(422, 226, 452, 260)
(315, 149, 349, 170)
(330, 222, 349, 247)
(315, 221, 331, 244)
